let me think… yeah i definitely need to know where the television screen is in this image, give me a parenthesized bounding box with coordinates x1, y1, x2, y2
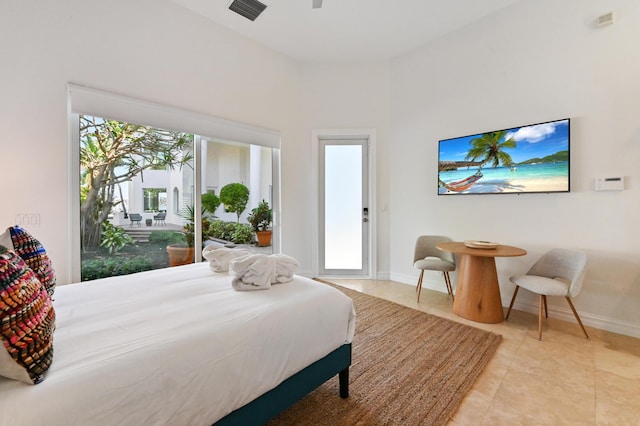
(438, 118, 570, 195)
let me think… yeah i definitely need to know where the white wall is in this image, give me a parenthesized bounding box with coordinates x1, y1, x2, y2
(296, 62, 391, 277)
(389, 0, 640, 336)
(0, 0, 302, 284)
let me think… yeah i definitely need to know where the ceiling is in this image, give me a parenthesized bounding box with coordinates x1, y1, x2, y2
(171, 0, 524, 63)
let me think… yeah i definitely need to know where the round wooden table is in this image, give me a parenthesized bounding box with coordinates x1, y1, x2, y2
(436, 242, 527, 324)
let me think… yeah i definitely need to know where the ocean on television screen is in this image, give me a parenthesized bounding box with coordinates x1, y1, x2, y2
(439, 162, 568, 194)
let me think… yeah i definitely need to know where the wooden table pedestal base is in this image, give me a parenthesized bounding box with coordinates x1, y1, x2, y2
(452, 255, 505, 324)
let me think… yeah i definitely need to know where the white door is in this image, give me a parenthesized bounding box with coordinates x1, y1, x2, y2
(319, 138, 369, 276)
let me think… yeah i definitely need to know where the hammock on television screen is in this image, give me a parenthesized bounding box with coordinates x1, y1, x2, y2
(439, 170, 483, 192)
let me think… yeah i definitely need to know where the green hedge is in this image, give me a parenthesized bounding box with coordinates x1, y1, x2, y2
(81, 256, 154, 281)
(208, 220, 254, 244)
(148, 230, 185, 245)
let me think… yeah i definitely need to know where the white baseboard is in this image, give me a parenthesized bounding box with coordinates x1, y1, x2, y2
(510, 300, 640, 339)
(303, 270, 392, 280)
(389, 272, 640, 338)
(375, 270, 390, 280)
(390, 272, 449, 293)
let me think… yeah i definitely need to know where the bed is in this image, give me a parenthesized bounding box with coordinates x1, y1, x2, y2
(0, 262, 356, 425)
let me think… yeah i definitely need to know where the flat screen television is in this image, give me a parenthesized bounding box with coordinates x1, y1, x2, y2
(438, 118, 570, 195)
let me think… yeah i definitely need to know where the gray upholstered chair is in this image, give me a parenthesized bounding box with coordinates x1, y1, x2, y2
(505, 248, 589, 340)
(129, 213, 142, 226)
(413, 235, 456, 302)
(153, 212, 166, 225)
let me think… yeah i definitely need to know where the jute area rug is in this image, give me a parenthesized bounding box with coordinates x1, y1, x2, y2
(269, 282, 502, 426)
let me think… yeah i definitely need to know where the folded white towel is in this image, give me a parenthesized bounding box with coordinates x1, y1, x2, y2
(229, 253, 300, 291)
(272, 253, 300, 283)
(230, 254, 275, 290)
(202, 246, 253, 273)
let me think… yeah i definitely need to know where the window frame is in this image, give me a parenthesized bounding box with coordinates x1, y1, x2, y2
(68, 84, 281, 283)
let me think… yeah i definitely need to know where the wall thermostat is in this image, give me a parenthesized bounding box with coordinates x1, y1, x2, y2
(595, 176, 624, 191)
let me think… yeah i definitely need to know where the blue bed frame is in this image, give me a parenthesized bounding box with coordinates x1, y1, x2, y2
(214, 343, 352, 425)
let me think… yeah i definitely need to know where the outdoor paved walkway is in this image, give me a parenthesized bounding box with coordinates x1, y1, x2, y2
(122, 222, 183, 243)
(121, 222, 183, 231)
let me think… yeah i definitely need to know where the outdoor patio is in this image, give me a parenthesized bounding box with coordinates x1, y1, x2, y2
(121, 222, 184, 231)
(121, 222, 183, 243)
(119, 221, 271, 254)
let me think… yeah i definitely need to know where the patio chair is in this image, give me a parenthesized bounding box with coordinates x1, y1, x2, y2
(153, 212, 166, 226)
(129, 213, 142, 226)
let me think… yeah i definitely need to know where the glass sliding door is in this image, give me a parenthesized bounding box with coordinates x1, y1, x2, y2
(201, 138, 274, 253)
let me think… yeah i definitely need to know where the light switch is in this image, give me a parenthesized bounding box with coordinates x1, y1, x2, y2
(14, 213, 41, 227)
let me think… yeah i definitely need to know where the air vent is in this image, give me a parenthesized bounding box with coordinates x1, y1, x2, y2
(312, 0, 323, 9)
(229, 0, 267, 21)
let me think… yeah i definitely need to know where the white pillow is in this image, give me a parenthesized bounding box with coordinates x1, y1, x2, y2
(0, 228, 10, 247)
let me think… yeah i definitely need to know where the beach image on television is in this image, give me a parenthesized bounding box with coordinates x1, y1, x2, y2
(437, 118, 570, 195)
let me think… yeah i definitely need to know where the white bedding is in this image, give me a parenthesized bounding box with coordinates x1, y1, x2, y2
(0, 263, 356, 425)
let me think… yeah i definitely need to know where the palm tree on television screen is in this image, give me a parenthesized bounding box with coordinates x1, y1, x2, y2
(465, 130, 516, 170)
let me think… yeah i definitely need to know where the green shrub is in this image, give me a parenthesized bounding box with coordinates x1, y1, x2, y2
(149, 230, 185, 246)
(209, 220, 228, 240)
(219, 182, 249, 222)
(208, 220, 254, 244)
(81, 256, 154, 281)
(231, 224, 254, 244)
(222, 222, 237, 241)
(202, 192, 221, 216)
(100, 221, 134, 254)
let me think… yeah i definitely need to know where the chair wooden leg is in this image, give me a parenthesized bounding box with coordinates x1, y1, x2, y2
(416, 270, 424, 302)
(505, 286, 520, 320)
(543, 295, 548, 318)
(565, 297, 590, 340)
(443, 271, 454, 302)
(538, 295, 544, 341)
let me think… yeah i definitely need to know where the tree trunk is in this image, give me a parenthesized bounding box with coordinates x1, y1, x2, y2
(80, 165, 117, 251)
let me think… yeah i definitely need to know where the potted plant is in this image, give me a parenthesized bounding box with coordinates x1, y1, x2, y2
(166, 232, 194, 267)
(166, 205, 197, 267)
(247, 200, 272, 247)
(220, 182, 249, 222)
(167, 204, 214, 266)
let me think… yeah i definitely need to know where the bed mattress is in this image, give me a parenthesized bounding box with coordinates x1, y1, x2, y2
(0, 263, 355, 425)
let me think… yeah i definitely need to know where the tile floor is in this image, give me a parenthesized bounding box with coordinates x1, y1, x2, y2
(327, 278, 640, 426)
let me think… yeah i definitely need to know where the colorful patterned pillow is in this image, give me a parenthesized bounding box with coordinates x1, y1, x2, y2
(5, 226, 56, 297)
(0, 245, 55, 384)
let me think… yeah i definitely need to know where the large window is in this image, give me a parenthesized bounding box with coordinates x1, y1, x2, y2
(78, 115, 194, 281)
(70, 84, 281, 283)
(76, 116, 278, 282)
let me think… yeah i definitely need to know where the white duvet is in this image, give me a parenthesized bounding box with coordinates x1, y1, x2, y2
(0, 263, 356, 426)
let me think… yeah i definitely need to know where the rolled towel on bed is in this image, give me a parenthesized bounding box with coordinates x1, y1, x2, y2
(272, 254, 300, 283)
(230, 254, 275, 290)
(229, 254, 300, 291)
(202, 246, 253, 273)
